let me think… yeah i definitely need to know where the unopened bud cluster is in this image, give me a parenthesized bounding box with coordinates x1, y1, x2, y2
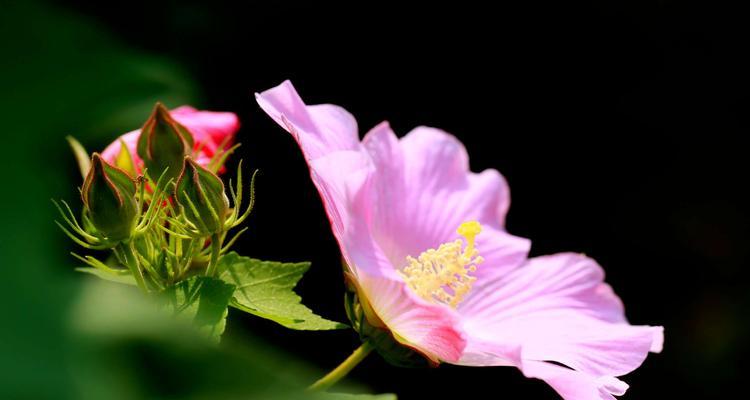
(55, 103, 253, 292)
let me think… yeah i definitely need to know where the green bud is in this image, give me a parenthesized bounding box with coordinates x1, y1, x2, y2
(136, 102, 194, 181)
(81, 153, 138, 242)
(175, 157, 229, 235)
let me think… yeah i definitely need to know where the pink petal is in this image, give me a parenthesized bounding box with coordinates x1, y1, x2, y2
(362, 124, 529, 270)
(516, 315, 663, 377)
(454, 335, 522, 367)
(399, 127, 469, 192)
(255, 80, 360, 160)
(170, 105, 240, 147)
(308, 150, 374, 253)
(472, 226, 531, 283)
(357, 269, 466, 363)
(459, 253, 628, 325)
(359, 122, 414, 266)
(457, 253, 663, 390)
(522, 360, 629, 400)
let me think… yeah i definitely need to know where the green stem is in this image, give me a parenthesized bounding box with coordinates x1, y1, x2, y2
(118, 241, 148, 292)
(308, 341, 373, 392)
(205, 233, 222, 277)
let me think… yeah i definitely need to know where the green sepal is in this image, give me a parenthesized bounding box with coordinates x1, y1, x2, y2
(115, 138, 137, 176)
(81, 153, 138, 242)
(175, 157, 229, 235)
(66, 135, 90, 179)
(136, 102, 192, 181)
(76, 267, 137, 286)
(154, 249, 170, 282)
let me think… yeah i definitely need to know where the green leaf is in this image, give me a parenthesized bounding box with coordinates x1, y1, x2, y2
(159, 276, 236, 342)
(218, 252, 347, 330)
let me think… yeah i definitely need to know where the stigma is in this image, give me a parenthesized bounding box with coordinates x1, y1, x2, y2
(399, 221, 484, 308)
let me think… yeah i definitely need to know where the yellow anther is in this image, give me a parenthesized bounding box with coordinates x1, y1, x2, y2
(399, 221, 484, 308)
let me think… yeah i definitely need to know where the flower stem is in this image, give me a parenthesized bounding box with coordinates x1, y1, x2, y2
(308, 341, 373, 392)
(205, 233, 222, 277)
(117, 241, 148, 292)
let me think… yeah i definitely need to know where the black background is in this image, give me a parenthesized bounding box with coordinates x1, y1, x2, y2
(57, 1, 749, 398)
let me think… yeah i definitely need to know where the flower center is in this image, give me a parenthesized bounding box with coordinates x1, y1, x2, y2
(399, 221, 484, 308)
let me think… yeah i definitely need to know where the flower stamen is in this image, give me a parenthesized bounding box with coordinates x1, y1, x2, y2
(399, 221, 484, 308)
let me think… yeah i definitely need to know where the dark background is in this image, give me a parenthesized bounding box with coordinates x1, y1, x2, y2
(7, 1, 749, 398)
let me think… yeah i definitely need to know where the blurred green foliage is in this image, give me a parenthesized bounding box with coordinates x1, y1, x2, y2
(0, 1, 195, 397)
(0, 2, 391, 399)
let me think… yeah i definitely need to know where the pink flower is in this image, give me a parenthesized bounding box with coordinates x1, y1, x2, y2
(257, 81, 663, 400)
(101, 106, 240, 173)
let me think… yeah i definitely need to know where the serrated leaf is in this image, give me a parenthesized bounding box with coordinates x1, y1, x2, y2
(218, 252, 347, 330)
(159, 276, 236, 342)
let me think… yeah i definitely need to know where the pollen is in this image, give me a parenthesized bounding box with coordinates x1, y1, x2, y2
(399, 221, 484, 308)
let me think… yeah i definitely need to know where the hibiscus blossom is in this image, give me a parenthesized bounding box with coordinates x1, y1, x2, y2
(256, 80, 663, 400)
(101, 105, 239, 173)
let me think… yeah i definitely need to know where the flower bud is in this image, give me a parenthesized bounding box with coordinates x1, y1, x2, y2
(81, 153, 138, 242)
(175, 157, 229, 235)
(136, 103, 194, 181)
